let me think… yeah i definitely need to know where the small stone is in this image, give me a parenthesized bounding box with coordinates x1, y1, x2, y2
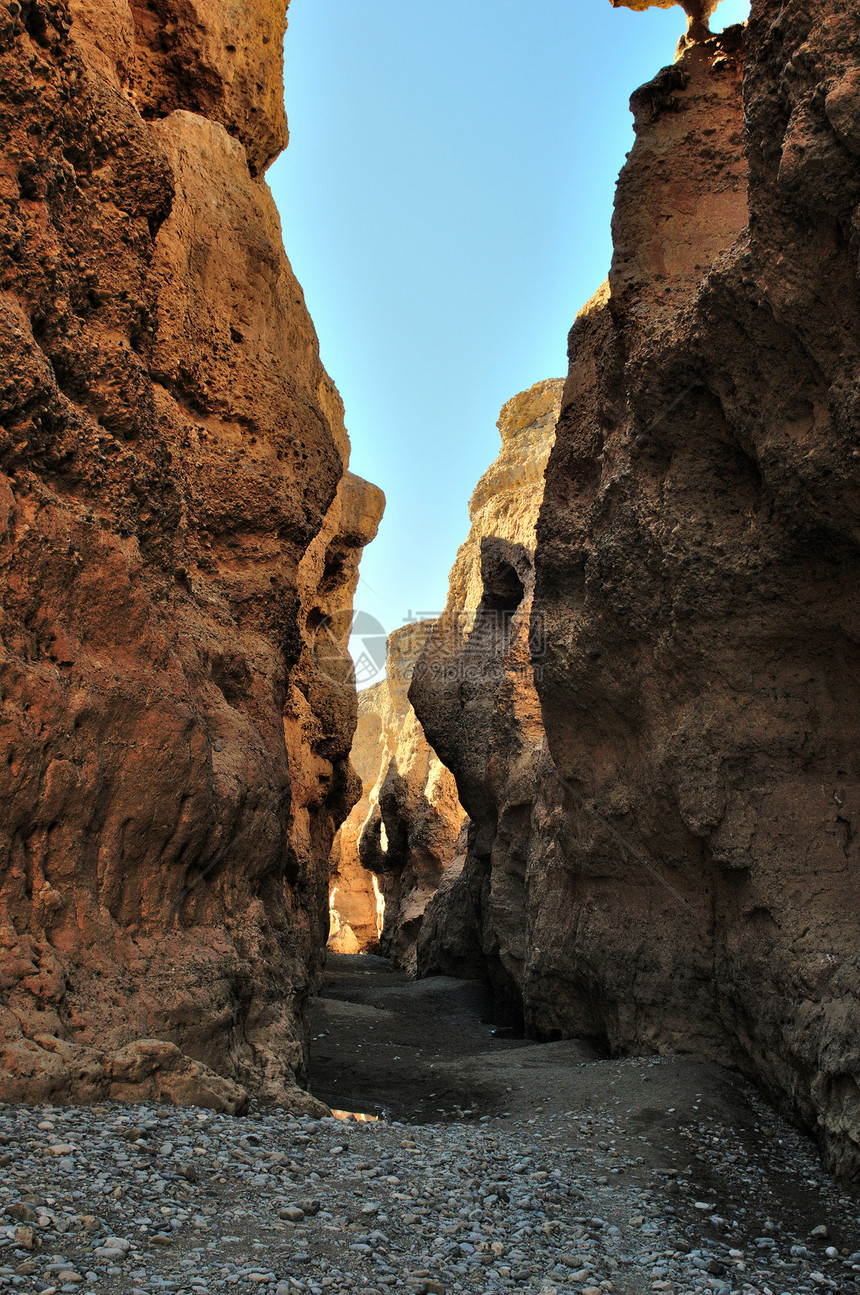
(6, 1204, 38, 1223)
(278, 1205, 306, 1222)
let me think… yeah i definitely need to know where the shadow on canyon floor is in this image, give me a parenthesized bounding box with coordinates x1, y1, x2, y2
(309, 954, 860, 1259)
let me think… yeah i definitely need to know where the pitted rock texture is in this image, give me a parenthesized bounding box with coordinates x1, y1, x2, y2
(533, 6, 860, 1182)
(409, 380, 563, 1017)
(330, 622, 465, 972)
(0, 0, 381, 1111)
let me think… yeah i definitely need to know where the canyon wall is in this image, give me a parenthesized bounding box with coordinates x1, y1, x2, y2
(530, 1, 860, 1180)
(331, 622, 465, 971)
(412, 2, 860, 1182)
(0, 0, 382, 1111)
(328, 681, 386, 955)
(410, 380, 563, 1017)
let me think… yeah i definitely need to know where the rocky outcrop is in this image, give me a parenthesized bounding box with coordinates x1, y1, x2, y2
(328, 682, 386, 954)
(611, 0, 721, 43)
(409, 380, 563, 1017)
(0, 0, 381, 1110)
(529, 4, 860, 1181)
(331, 622, 465, 971)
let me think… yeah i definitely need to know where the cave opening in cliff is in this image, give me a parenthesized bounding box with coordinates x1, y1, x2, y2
(481, 561, 524, 615)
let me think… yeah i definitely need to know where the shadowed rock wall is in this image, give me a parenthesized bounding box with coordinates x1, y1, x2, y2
(409, 380, 563, 1016)
(0, 0, 382, 1111)
(533, 5, 860, 1180)
(331, 622, 465, 971)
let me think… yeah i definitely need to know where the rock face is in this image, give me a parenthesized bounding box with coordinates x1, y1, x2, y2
(409, 380, 563, 1016)
(331, 622, 465, 971)
(531, 6, 860, 1181)
(328, 683, 386, 955)
(0, 0, 382, 1110)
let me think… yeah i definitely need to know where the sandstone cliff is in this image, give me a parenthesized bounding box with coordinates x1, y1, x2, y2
(412, 3, 860, 1183)
(331, 622, 465, 971)
(409, 380, 563, 1016)
(0, 0, 382, 1111)
(531, 4, 860, 1181)
(612, 0, 720, 43)
(328, 681, 386, 955)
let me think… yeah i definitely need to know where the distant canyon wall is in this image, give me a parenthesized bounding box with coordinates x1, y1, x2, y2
(410, 380, 563, 1019)
(413, 0, 860, 1184)
(330, 622, 464, 972)
(0, 0, 382, 1111)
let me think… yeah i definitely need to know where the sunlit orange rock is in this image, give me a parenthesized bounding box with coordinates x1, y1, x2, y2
(610, 0, 721, 42)
(331, 622, 465, 972)
(0, 0, 379, 1112)
(329, 686, 387, 954)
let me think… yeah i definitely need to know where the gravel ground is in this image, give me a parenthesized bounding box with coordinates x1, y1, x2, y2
(0, 956, 858, 1295)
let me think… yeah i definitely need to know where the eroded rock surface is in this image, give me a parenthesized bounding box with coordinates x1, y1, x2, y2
(331, 622, 465, 971)
(0, 0, 381, 1111)
(409, 380, 563, 1016)
(533, 8, 860, 1180)
(328, 683, 386, 954)
(611, 0, 722, 43)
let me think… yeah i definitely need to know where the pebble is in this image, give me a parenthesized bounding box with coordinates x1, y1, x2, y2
(0, 1082, 856, 1295)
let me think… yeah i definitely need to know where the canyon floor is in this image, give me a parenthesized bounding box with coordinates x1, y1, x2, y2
(1, 955, 859, 1295)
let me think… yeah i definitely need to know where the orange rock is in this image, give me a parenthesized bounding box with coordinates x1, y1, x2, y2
(0, 0, 379, 1110)
(331, 622, 465, 972)
(410, 380, 563, 1011)
(610, 0, 722, 43)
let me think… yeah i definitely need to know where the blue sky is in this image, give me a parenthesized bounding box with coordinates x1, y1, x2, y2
(270, 0, 750, 657)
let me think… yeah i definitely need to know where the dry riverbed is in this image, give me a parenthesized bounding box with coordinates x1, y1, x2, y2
(0, 953, 857, 1295)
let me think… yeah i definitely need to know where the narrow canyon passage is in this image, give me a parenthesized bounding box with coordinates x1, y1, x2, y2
(304, 954, 860, 1293)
